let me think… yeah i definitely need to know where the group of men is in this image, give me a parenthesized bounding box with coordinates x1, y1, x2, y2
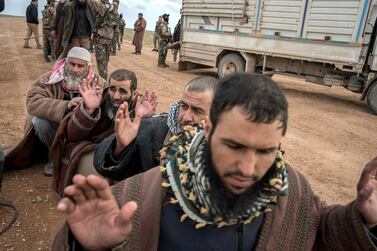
(24, 0, 181, 77)
(15, 2, 377, 250)
(3, 41, 377, 249)
(24, 0, 126, 80)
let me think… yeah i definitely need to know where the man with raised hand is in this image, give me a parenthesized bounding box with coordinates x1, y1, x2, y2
(94, 76, 216, 181)
(55, 73, 377, 250)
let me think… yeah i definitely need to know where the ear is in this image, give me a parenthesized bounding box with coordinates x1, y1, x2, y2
(133, 90, 138, 99)
(203, 115, 212, 141)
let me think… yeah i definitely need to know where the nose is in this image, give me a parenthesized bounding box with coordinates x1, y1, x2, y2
(181, 110, 194, 124)
(112, 90, 120, 99)
(71, 65, 80, 74)
(237, 151, 257, 178)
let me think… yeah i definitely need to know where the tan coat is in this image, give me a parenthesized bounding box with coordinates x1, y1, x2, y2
(132, 18, 147, 51)
(5, 71, 105, 171)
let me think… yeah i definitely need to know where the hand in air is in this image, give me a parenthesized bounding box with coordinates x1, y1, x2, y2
(135, 90, 157, 118)
(57, 175, 137, 250)
(79, 76, 103, 114)
(113, 102, 143, 155)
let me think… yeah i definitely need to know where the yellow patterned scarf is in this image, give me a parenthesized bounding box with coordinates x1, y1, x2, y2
(160, 125, 289, 229)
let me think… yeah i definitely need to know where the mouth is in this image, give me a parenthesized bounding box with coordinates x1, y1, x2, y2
(111, 99, 123, 107)
(225, 176, 254, 193)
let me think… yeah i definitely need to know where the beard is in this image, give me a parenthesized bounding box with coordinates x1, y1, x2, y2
(105, 95, 133, 120)
(203, 139, 271, 215)
(64, 64, 88, 91)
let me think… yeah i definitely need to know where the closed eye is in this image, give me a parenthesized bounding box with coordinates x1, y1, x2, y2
(257, 148, 277, 154)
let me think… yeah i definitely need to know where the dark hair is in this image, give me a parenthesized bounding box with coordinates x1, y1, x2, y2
(184, 76, 217, 95)
(210, 73, 288, 135)
(109, 69, 137, 93)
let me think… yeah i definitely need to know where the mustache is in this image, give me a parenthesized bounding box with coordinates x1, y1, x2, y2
(110, 98, 124, 105)
(224, 171, 259, 182)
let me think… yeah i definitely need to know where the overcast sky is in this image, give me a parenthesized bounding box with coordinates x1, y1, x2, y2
(1, 0, 181, 31)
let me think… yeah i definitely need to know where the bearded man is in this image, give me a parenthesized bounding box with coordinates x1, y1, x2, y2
(50, 68, 157, 196)
(55, 73, 377, 250)
(132, 13, 147, 54)
(94, 76, 216, 181)
(4, 47, 104, 176)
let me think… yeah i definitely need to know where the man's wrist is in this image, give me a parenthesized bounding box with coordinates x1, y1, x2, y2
(113, 142, 126, 157)
(83, 103, 96, 115)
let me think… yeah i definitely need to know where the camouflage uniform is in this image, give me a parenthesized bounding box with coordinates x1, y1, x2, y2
(157, 20, 171, 67)
(90, 0, 119, 80)
(111, 14, 120, 55)
(119, 16, 125, 43)
(42, 3, 56, 62)
(152, 18, 161, 52)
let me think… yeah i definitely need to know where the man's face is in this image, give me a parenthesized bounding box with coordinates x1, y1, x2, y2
(66, 57, 88, 78)
(108, 79, 134, 107)
(178, 90, 212, 127)
(138, 14, 143, 19)
(205, 106, 283, 195)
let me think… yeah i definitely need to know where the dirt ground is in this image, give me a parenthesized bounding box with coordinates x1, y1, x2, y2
(0, 15, 377, 250)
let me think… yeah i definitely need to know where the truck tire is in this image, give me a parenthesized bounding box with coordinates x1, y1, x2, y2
(217, 53, 245, 78)
(367, 81, 377, 115)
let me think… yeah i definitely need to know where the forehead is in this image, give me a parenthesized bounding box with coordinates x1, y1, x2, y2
(214, 107, 283, 146)
(181, 90, 212, 107)
(109, 79, 132, 91)
(68, 57, 87, 65)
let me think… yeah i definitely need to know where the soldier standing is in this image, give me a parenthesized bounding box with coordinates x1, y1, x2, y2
(119, 13, 125, 44)
(42, 0, 56, 62)
(157, 14, 171, 68)
(91, 0, 119, 80)
(152, 16, 162, 52)
(111, 9, 120, 55)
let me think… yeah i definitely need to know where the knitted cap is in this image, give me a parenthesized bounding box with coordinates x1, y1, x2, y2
(67, 47, 91, 64)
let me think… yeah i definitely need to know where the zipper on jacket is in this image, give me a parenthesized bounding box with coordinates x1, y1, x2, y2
(237, 224, 244, 251)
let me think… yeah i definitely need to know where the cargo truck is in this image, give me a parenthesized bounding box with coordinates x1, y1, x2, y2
(178, 0, 377, 114)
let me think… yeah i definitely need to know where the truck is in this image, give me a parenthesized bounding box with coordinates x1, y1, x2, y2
(178, 0, 377, 114)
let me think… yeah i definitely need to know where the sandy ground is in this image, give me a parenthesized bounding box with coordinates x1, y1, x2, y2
(0, 15, 376, 250)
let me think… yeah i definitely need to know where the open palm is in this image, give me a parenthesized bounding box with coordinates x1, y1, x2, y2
(135, 90, 158, 118)
(114, 102, 143, 155)
(57, 175, 137, 250)
(79, 76, 103, 114)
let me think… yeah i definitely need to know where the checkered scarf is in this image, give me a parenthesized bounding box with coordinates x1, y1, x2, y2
(167, 101, 180, 135)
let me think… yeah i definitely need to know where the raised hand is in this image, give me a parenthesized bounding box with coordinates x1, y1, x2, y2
(57, 175, 137, 250)
(356, 156, 377, 228)
(135, 90, 158, 118)
(79, 76, 103, 115)
(113, 102, 143, 156)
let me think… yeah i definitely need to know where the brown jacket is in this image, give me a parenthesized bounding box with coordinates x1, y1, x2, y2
(4, 71, 105, 171)
(132, 18, 147, 50)
(50, 93, 114, 196)
(5, 72, 69, 171)
(53, 166, 377, 250)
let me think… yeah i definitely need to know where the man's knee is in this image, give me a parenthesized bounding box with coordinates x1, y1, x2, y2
(31, 117, 58, 147)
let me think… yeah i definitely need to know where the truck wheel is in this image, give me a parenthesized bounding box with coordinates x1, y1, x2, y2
(217, 53, 245, 78)
(367, 81, 377, 115)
